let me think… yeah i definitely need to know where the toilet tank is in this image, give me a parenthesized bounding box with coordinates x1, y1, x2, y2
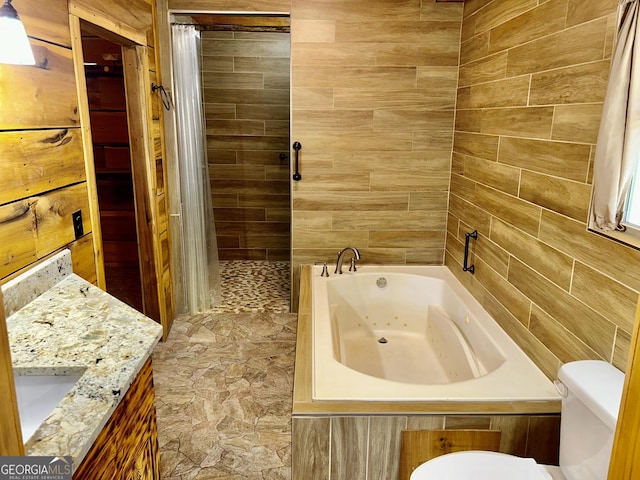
(557, 360, 625, 480)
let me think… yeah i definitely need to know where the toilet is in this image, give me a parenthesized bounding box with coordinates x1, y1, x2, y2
(410, 360, 625, 480)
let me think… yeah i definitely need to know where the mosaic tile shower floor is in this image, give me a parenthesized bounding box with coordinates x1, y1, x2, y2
(153, 260, 295, 479)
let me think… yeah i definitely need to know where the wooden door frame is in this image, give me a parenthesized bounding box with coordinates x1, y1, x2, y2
(69, 13, 163, 325)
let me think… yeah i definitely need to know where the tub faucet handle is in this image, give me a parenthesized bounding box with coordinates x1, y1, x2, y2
(314, 261, 330, 277)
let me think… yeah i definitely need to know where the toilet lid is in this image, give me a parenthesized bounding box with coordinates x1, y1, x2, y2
(410, 451, 553, 480)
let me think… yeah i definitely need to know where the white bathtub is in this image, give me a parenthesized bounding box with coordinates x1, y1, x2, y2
(312, 265, 559, 402)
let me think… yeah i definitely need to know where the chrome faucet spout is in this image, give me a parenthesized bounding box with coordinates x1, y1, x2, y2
(335, 246, 361, 274)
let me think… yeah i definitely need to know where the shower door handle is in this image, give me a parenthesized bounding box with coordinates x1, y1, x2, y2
(292, 142, 302, 181)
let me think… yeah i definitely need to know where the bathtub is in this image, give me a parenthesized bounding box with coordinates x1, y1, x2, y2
(311, 264, 559, 403)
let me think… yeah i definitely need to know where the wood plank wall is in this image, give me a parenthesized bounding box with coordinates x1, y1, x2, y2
(0, 0, 97, 285)
(0, 0, 173, 331)
(445, 0, 638, 378)
(202, 27, 291, 261)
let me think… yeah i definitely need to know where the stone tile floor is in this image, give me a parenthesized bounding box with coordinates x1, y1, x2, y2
(153, 261, 295, 479)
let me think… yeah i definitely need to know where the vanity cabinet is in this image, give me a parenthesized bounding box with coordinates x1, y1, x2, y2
(73, 358, 159, 480)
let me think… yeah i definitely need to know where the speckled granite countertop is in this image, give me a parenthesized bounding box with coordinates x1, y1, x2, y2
(2, 250, 162, 469)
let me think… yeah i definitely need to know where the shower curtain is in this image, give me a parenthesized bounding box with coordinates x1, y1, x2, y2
(171, 24, 221, 312)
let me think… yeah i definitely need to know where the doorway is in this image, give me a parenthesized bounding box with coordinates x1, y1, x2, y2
(80, 27, 143, 311)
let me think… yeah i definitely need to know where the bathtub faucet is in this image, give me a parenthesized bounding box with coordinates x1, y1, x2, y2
(335, 246, 361, 274)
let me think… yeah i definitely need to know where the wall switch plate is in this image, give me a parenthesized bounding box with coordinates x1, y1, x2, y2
(72, 210, 84, 239)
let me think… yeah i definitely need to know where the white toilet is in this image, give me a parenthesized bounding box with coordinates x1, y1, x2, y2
(411, 360, 625, 480)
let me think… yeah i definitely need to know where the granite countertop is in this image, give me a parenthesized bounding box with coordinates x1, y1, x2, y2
(2, 250, 162, 469)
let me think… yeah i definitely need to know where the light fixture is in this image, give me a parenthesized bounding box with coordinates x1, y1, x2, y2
(0, 0, 35, 65)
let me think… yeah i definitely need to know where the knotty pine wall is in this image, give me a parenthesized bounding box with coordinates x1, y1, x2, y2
(0, 0, 96, 285)
(202, 29, 291, 261)
(446, 0, 640, 378)
(0, 0, 174, 336)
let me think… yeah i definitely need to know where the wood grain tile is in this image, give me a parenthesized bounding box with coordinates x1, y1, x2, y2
(571, 261, 638, 333)
(421, 1, 463, 21)
(292, 87, 334, 109)
(539, 210, 640, 292)
(475, 184, 542, 236)
(508, 257, 616, 359)
(373, 110, 454, 133)
(405, 248, 445, 264)
(293, 110, 374, 131)
(566, 0, 617, 28)
(368, 417, 406, 480)
(409, 192, 450, 211)
(234, 56, 290, 74)
(488, 0, 568, 54)
(613, 328, 631, 371)
(375, 42, 460, 67)
(334, 89, 456, 110)
(475, 258, 532, 326)
(519, 170, 591, 222)
(293, 65, 417, 89)
(490, 218, 573, 291)
(293, 192, 409, 211)
(291, 19, 335, 43)
(529, 60, 610, 105)
(506, 19, 608, 77)
(498, 137, 590, 182)
(332, 211, 447, 231)
(463, 156, 520, 196)
(330, 417, 368, 480)
(551, 103, 603, 144)
(472, 0, 537, 34)
(448, 193, 492, 238)
(291, 0, 421, 21)
(463, 75, 530, 108)
(292, 229, 369, 249)
(453, 132, 499, 161)
(459, 31, 490, 66)
(529, 305, 602, 362)
(458, 52, 507, 86)
(479, 107, 554, 139)
(335, 20, 461, 44)
(369, 230, 446, 248)
(291, 42, 376, 66)
(292, 418, 330, 480)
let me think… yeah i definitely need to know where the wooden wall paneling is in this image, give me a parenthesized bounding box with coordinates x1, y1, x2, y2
(0, 129, 85, 206)
(19, 0, 71, 47)
(0, 200, 37, 279)
(70, 15, 106, 289)
(0, 289, 24, 456)
(68, 0, 149, 46)
(33, 183, 92, 256)
(122, 45, 166, 333)
(0, 39, 79, 130)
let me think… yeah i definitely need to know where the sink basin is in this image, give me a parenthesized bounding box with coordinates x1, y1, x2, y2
(14, 374, 82, 441)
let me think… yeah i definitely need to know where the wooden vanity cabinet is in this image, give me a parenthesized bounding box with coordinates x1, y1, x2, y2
(73, 358, 159, 480)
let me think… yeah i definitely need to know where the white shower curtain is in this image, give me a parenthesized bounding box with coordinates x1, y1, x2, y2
(171, 24, 221, 312)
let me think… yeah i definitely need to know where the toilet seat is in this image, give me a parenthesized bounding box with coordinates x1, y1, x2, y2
(410, 451, 556, 480)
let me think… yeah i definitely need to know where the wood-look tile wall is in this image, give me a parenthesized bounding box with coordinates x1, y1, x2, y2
(292, 413, 560, 480)
(202, 30, 291, 261)
(290, 0, 464, 303)
(170, 0, 463, 297)
(446, 0, 637, 377)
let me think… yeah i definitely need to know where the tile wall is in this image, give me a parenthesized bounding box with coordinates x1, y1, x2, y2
(202, 29, 291, 261)
(289, 0, 464, 298)
(292, 414, 560, 480)
(445, 0, 640, 377)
